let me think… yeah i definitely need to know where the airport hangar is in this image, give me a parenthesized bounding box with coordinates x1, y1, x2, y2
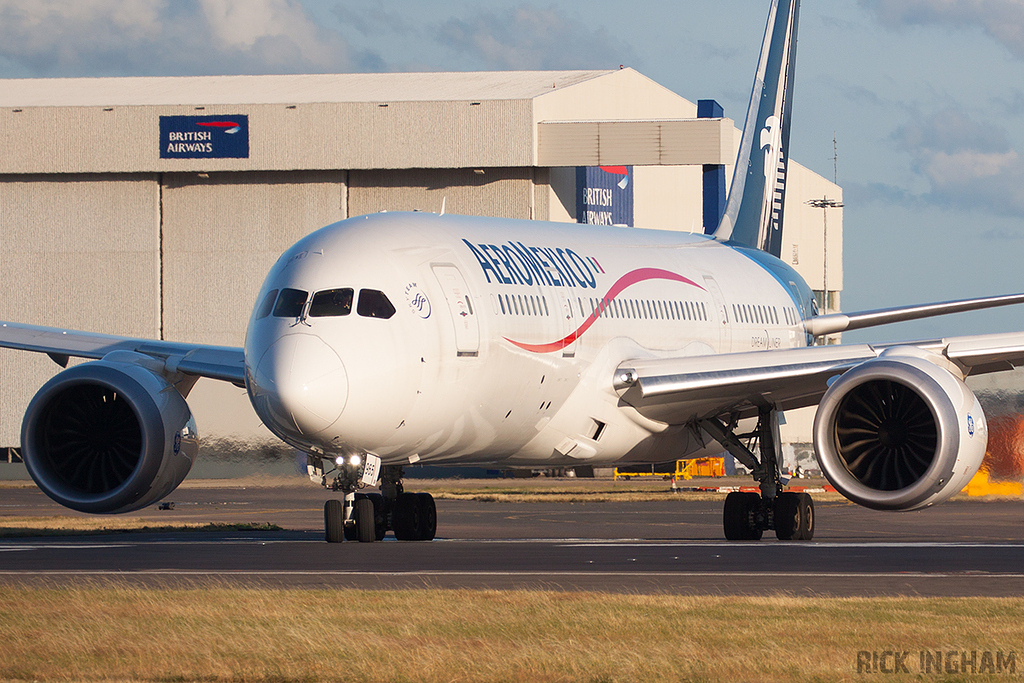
(0, 68, 842, 467)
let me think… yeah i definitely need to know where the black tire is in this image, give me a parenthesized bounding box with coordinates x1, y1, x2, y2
(797, 493, 814, 541)
(724, 491, 764, 541)
(324, 499, 344, 543)
(355, 497, 376, 543)
(392, 492, 420, 541)
(743, 492, 764, 540)
(366, 493, 387, 540)
(774, 492, 801, 540)
(724, 491, 762, 541)
(723, 491, 746, 540)
(417, 492, 437, 541)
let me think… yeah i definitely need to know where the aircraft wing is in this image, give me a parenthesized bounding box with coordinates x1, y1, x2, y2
(614, 331, 1024, 425)
(804, 293, 1024, 337)
(0, 321, 245, 386)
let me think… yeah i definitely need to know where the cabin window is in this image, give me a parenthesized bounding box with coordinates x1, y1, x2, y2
(543, 296, 549, 316)
(356, 289, 396, 319)
(273, 288, 307, 318)
(309, 288, 354, 317)
(499, 296, 506, 315)
(256, 289, 279, 319)
(700, 302, 707, 320)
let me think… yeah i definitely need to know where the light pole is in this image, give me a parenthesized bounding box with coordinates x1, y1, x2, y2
(805, 196, 843, 315)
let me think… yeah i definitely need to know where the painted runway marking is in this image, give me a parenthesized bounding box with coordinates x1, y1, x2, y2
(3, 539, 1024, 549)
(1, 570, 1024, 578)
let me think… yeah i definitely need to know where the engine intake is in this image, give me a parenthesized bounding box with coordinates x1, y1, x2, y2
(22, 359, 198, 514)
(813, 351, 985, 511)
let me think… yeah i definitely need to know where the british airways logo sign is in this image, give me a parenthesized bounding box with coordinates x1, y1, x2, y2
(160, 115, 249, 159)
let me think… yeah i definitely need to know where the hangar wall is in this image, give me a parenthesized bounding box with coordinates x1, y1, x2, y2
(348, 168, 537, 220)
(0, 174, 161, 443)
(161, 171, 348, 346)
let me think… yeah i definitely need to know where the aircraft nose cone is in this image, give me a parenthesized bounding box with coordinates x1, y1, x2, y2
(254, 333, 347, 436)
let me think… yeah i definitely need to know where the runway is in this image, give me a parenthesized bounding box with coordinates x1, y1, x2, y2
(1, 482, 1023, 595)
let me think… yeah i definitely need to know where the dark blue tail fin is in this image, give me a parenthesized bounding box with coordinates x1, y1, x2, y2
(712, 0, 800, 257)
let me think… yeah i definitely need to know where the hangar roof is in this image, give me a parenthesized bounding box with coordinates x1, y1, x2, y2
(0, 71, 613, 108)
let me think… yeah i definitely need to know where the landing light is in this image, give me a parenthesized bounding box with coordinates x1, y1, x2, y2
(350, 454, 362, 467)
(335, 456, 345, 466)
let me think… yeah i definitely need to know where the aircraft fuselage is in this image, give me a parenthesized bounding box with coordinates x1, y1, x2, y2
(244, 211, 818, 469)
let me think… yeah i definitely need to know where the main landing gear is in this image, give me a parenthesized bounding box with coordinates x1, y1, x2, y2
(321, 462, 436, 544)
(702, 406, 814, 541)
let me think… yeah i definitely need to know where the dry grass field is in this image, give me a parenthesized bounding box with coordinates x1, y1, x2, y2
(0, 586, 1021, 683)
(0, 518, 280, 537)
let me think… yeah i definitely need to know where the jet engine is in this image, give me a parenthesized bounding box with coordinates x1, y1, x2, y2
(812, 350, 985, 511)
(21, 358, 199, 514)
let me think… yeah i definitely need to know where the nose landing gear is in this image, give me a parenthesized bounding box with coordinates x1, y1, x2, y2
(318, 457, 436, 543)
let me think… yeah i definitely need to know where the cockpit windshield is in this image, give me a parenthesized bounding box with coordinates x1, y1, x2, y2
(309, 288, 354, 317)
(255, 289, 279, 320)
(272, 288, 308, 318)
(261, 286, 395, 320)
(357, 289, 396, 319)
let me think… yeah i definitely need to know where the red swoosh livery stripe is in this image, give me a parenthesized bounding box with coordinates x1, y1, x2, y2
(504, 267, 705, 353)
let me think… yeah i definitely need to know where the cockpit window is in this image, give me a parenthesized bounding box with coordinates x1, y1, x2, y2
(272, 288, 308, 318)
(309, 288, 354, 317)
(357, 289, 396, 319)
(255, 289, 279, 320)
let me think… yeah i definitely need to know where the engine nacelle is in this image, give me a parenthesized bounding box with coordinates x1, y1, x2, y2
(813, 350, 985, 511)
(22, 359, 199, 514)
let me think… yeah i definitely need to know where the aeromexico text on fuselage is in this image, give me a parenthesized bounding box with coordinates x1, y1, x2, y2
(462, 238, 604, 289)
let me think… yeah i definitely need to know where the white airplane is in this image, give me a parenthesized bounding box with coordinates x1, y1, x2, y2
(3, 0, 1024, 543)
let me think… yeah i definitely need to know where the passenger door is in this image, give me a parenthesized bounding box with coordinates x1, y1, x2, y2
(432, 264, 479, 357)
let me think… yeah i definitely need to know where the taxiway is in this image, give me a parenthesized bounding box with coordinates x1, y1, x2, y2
(1, 481, 1022, 595)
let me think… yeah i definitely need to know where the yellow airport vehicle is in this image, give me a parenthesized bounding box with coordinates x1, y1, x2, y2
(614, 457, 725, 481)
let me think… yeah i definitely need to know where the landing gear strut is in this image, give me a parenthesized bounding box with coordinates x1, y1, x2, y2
(318, 456, 436, 543)
(703, 406, 814, 541)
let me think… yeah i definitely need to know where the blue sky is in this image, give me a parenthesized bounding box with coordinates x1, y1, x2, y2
(1, 0, 1022, 342)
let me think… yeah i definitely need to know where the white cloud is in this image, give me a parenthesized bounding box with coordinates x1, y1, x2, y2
(860, 0, 1024, 59)
(925, 148, 1018, 183)
(435, 4, 636, 71)
(888, 109, 1024, 216)
(0, 0, 357, 76)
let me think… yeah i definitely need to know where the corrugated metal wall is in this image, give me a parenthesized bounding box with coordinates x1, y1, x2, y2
(161, 171, 347, 347)
(0, 100, 534, 174)
(0, 174, 161, 444)
(349, 168, 534, 219)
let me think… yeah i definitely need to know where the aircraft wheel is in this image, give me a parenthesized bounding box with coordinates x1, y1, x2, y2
(393, 492, 436, 540)
(774, 492, 801, 540)
(797, 493, 814, 541)
(355, 497, 376, 543)
(392, 492, 420, 540)
(366, 493, 387, 540)
(724, 491, 762, 540)
(417, 492, 437, 541)
(774, 492, 815, 540)
(324, 499, 344, 543)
